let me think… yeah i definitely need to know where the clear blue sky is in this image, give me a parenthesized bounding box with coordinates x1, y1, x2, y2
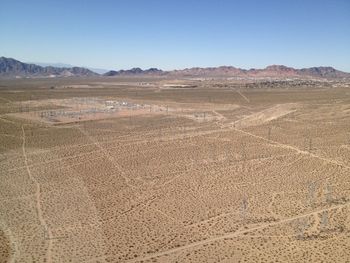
(1, 0, 350, 71)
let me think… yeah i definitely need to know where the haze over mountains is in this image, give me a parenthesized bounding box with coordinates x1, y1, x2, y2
(1, 56, 350, 80)
(0, 57, 98, 77)
(29, 62, 109, 74)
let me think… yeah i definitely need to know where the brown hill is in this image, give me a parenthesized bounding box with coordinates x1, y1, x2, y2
(168, 65, 350, 79)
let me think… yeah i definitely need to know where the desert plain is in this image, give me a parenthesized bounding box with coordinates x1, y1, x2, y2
(0, 77, 350, 262)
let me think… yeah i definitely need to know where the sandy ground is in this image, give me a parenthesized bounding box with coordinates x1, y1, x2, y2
(1, 78, 350, 262)
(0, 229, 11, 263)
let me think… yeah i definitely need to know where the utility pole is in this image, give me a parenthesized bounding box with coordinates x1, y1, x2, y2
(325, 182, 332, 204)
(241, 142, 247, 161)
(296, 217, 309, 239)
(307, 181, 316, 207)
(240, 196, 248, 222)
(320, 211, 328, 231)
(309, 138, 313, 153)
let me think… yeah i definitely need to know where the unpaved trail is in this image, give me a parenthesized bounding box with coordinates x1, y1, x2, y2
(0, 117, 17, 125)
(212, 110, 227, 123)
(236, 90, 250, 103)
(77, 126, 137, 189)
(21, 125, 53, 263)
(126, 201, 350, 262)
(233, 103, 297, 128)
(0, 133, 18, 138)
(151, 207, 177, 222)
(184, 210, 240, 229)
(0, 96, 12, 103)
(232, 127, 350, 171)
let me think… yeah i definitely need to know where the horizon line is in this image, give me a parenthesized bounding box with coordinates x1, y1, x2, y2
(2, 56, 350, 74)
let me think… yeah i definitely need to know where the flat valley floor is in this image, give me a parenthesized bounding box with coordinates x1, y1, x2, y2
(1, 78, 350, 262)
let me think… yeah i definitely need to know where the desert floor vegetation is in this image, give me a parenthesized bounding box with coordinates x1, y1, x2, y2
(1, 77, 350, 262)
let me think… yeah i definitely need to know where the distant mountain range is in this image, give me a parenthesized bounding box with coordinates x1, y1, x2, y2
(0, 57, 98, 77)
(103, 67, 164, 76)
(1, 56, 349, 79)
(104, 65, 350, 79)
(29, 62, 109, 74)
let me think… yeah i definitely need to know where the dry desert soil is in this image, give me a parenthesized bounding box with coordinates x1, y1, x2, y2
(0, 77, 350, 262)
